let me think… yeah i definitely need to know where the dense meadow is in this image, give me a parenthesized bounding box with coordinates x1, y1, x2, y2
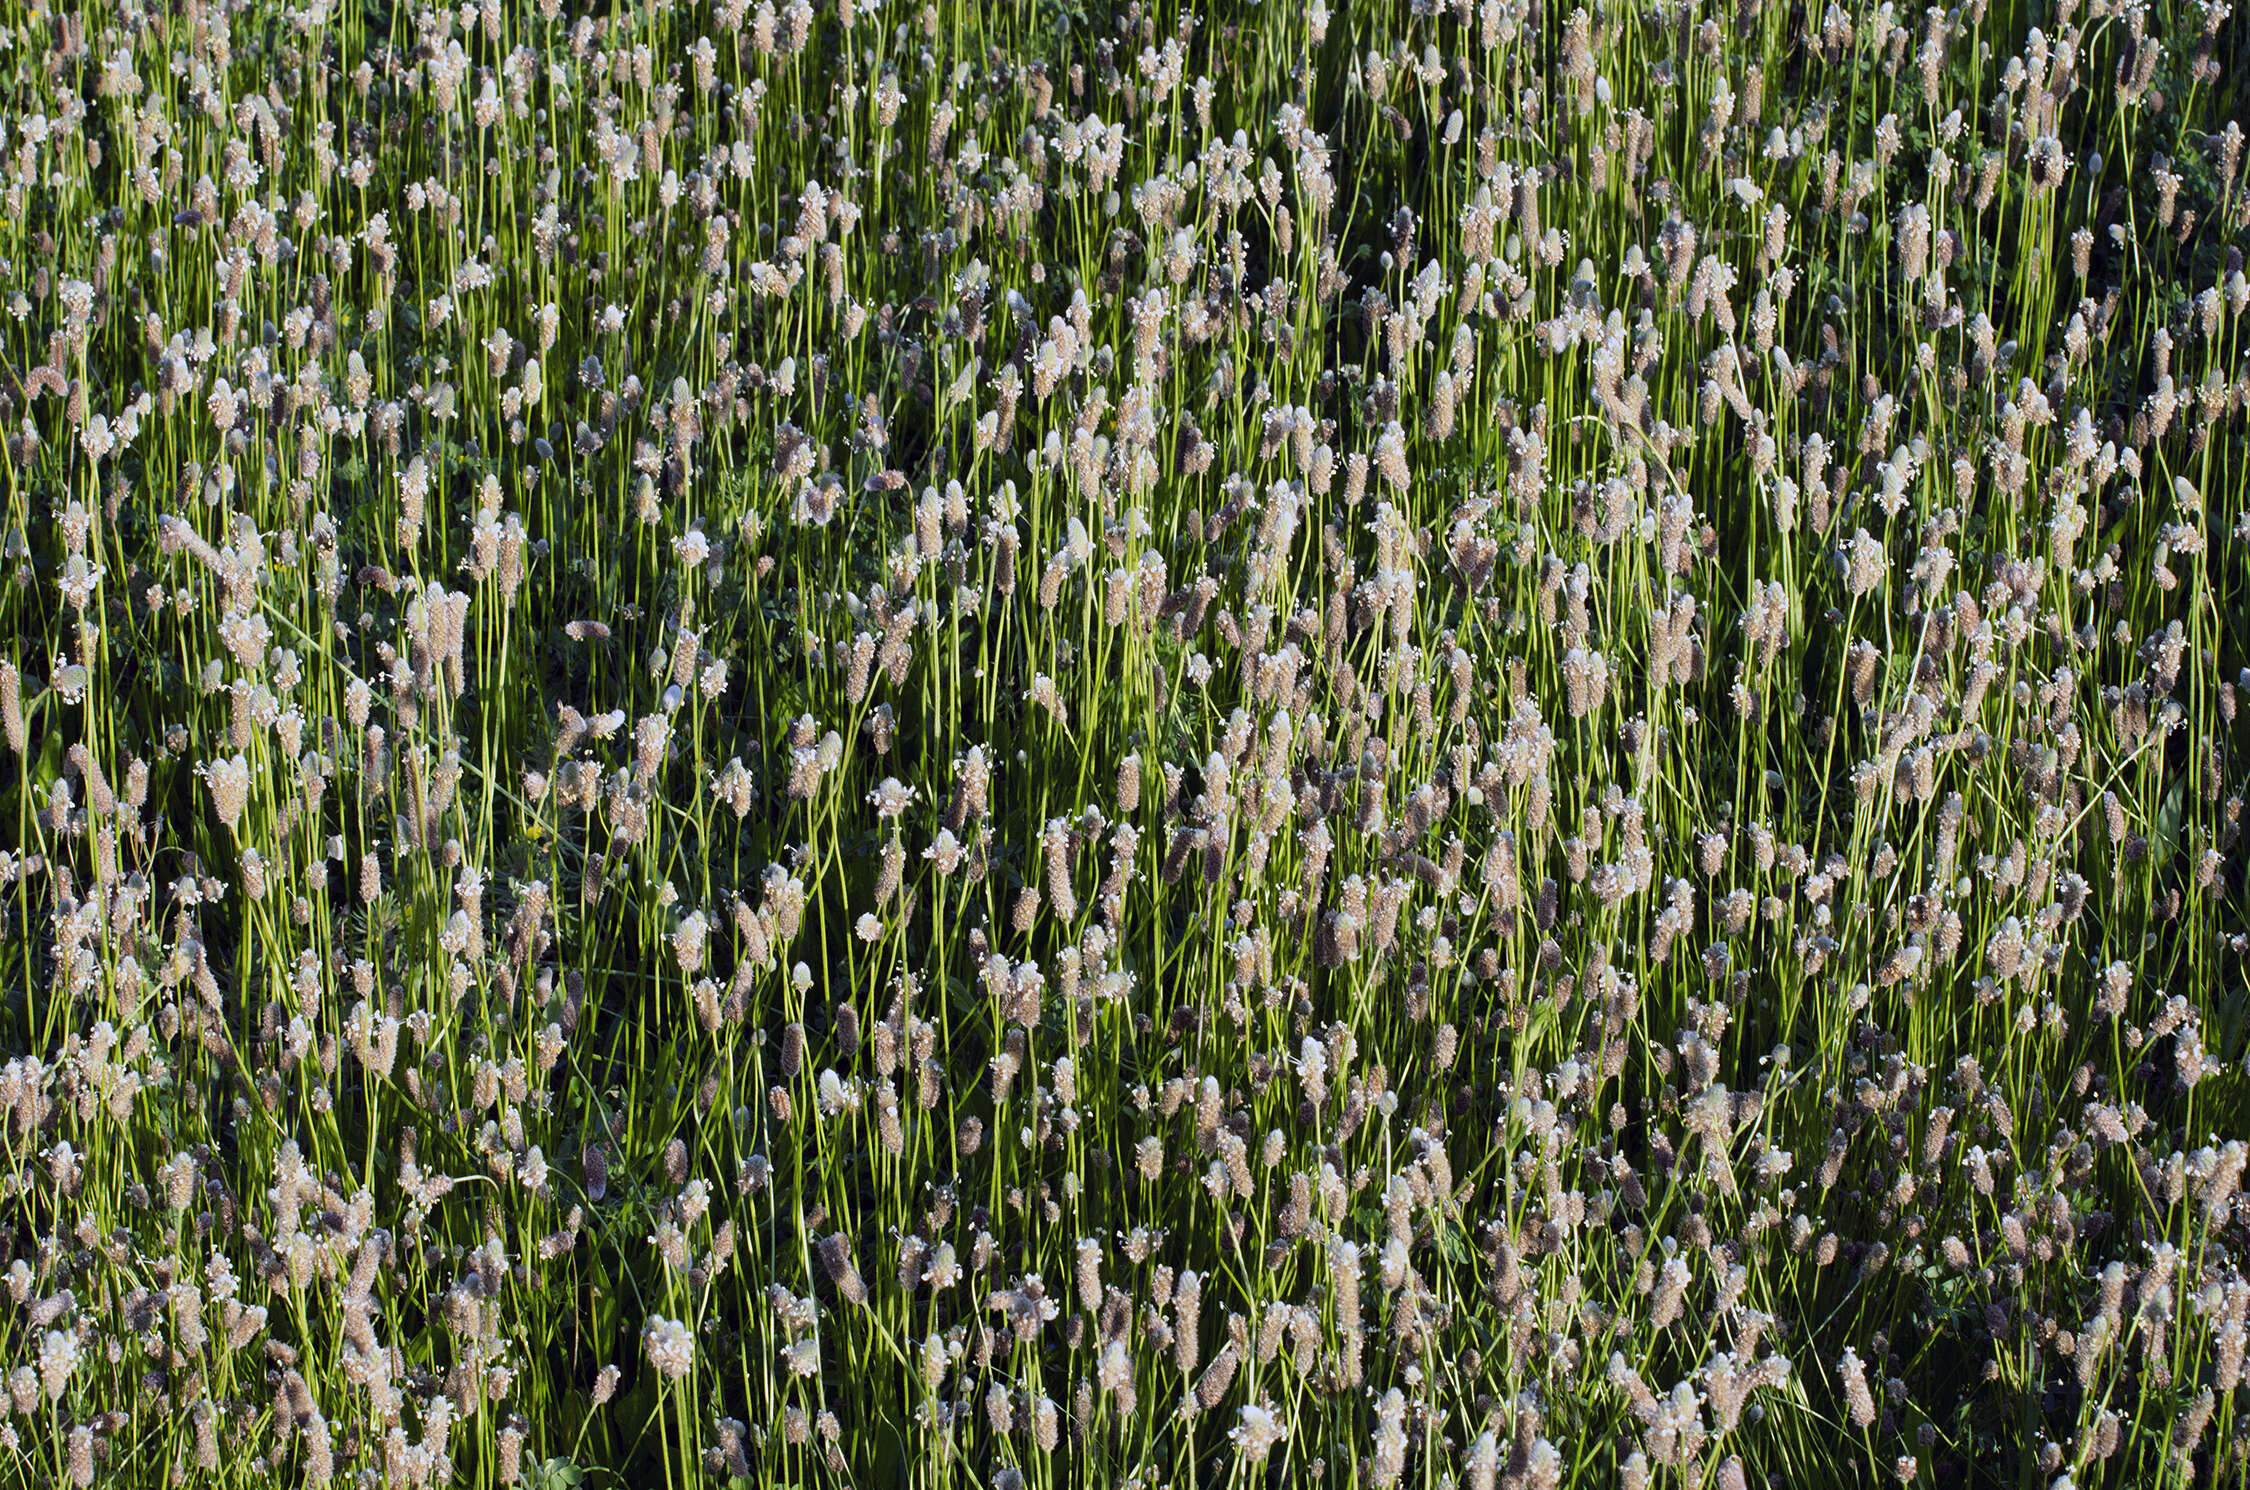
(0, 0, 2246, 1486)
